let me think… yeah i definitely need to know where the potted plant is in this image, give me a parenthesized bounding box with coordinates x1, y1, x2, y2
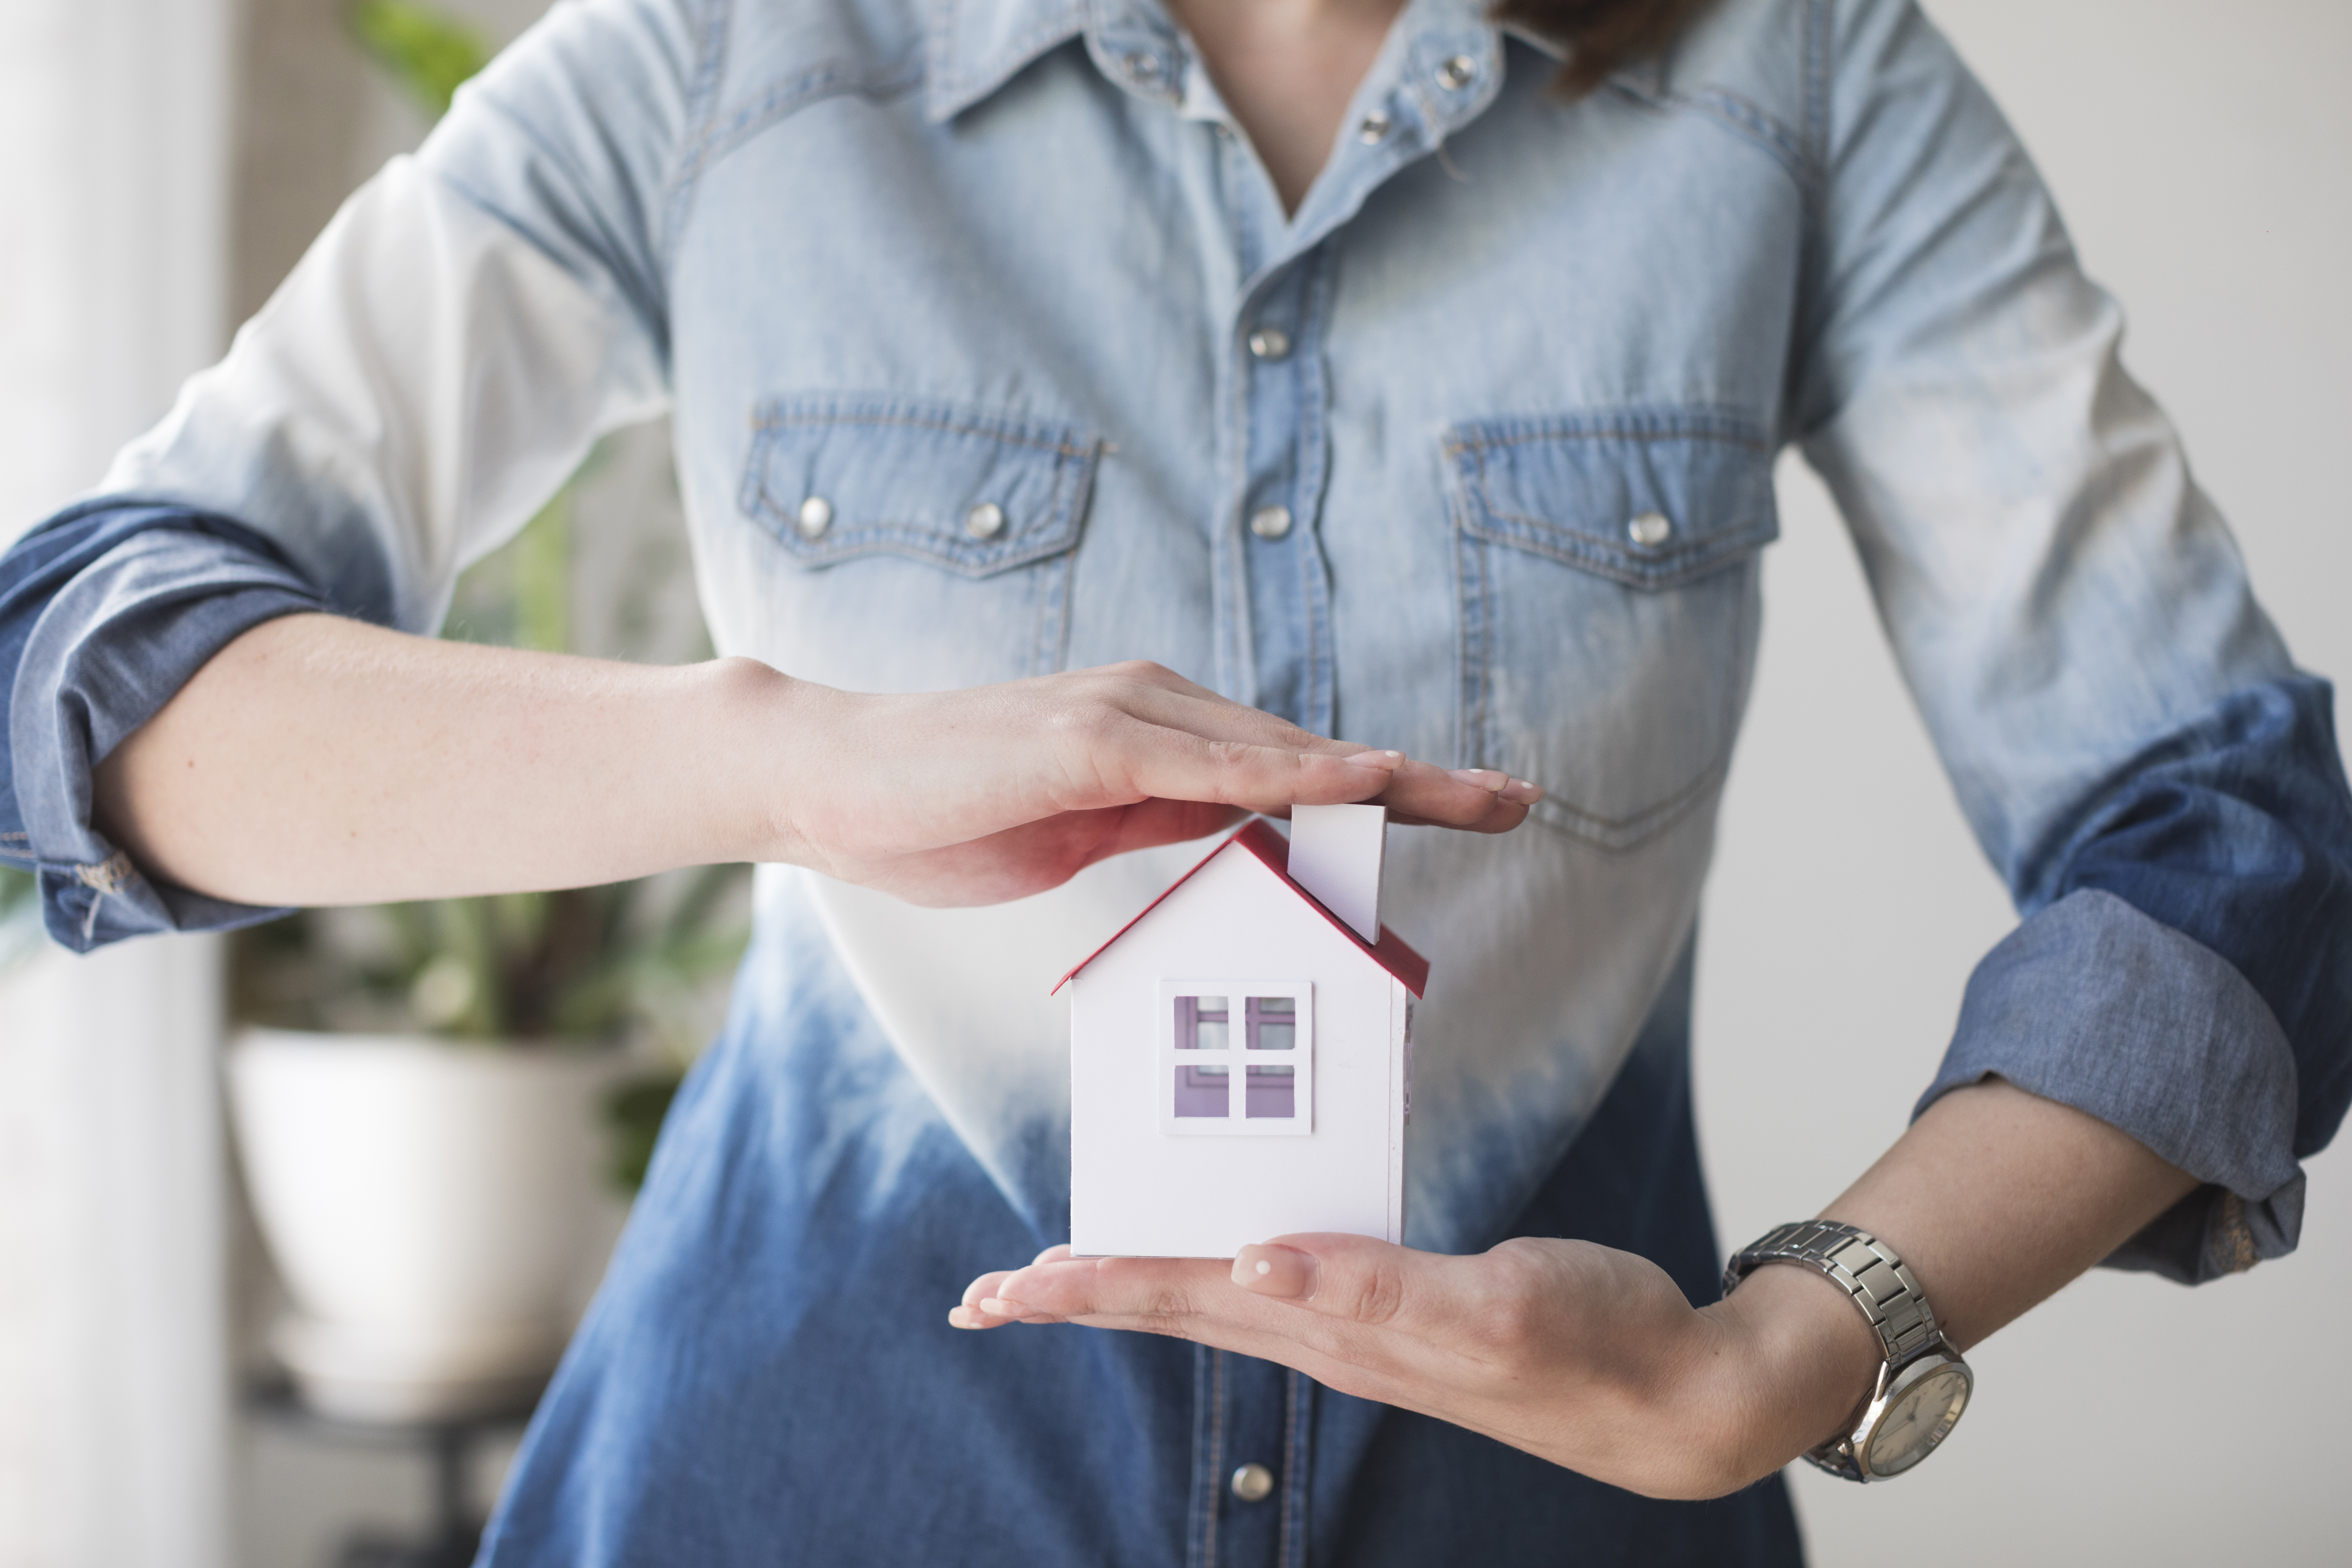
(222, 0, 746, 1423)
(229, 874, 742, 1420)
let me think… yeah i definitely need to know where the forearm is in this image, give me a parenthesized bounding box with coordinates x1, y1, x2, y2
(90, 614, 1533, 912)
(93, 612, 793, 906)
(1708, 1078, 2198, 1488)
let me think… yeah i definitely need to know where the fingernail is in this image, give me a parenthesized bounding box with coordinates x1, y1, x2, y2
(1502, 778, 1545, 803)
(1449, 768, 1506, 792)
(1346, 749, 1406, 770)
(1232, 1243, 1318, 1299)
(978, 1297, 1027, 1319)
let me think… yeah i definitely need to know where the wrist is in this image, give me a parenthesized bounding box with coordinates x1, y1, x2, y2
(697, 655, 824, 866)
(1700, 1259, 1884, 1488)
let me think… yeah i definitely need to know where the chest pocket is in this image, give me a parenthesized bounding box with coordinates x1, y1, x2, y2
(739, 395, 1102, 691)
(1444, 409, 1778, 852)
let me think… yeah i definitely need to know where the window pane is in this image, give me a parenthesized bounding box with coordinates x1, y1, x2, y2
(1174, 1063, 1229, 1117)
(1175, 995, 1229, 1049)
(1245, 1064, 1295, 1119)
(1247, 996, 1296, 1052)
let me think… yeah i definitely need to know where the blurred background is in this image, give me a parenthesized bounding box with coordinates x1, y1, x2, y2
(0, 1, 2344, 1564)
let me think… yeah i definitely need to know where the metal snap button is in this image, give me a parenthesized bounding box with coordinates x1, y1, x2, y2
(1436, 54, 1477, 91)
(1627, 510, 1673, 547)
(1230, 1463, 1274, 1502)
(1357, 110, 1393, 144)
(796, 496, 834, 538)
(1247, 327, 1292, 361)
(1119, 51, 1162, 83)
(1249, 505, 1294, 541)
(965, 501, 1007, 540)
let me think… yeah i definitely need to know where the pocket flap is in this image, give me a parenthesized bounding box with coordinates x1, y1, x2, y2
(1444, 410, 1777, 590)
(742, 396, 1102, 577)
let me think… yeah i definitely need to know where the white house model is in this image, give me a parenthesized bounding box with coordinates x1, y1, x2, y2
(1054, 805, 1429, 1258)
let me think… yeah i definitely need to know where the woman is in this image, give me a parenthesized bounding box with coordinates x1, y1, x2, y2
(3, 0, 2347, 1561)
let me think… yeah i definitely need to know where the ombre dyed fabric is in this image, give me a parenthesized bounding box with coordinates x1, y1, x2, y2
(4, 0, 2349, 1560)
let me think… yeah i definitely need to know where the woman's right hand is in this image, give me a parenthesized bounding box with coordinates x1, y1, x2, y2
(96, 617, 1536, 910)
(767, 659, 1541, 907)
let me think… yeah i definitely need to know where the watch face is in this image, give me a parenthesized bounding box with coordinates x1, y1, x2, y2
(1865, 1362, 1971, 1477)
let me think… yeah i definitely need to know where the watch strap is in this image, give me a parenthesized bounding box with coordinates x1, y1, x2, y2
(1722, 1220, 1943, 1367)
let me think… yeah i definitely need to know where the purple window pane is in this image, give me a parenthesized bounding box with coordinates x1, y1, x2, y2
(1245, 1065, 1295, 1119)
(1175, 996, 1229, 1050)
(1174, 1063, 1229, 1118)
(1245, 996, 1296, 1050)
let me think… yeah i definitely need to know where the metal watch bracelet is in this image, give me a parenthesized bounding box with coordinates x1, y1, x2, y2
(1723, 1220, 1944, 1366)
(1723, 1220, 1966, 1481)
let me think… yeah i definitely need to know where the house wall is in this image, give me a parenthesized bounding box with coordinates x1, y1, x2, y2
(1070, 848, 1405, 1257)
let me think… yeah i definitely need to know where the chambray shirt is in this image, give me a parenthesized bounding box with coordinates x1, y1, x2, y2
(6, 0, 2351, 1561)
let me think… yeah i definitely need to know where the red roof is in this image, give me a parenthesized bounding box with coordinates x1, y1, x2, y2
(1050, 817, 1430, 997)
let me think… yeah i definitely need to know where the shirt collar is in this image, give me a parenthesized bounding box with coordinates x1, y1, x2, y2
(923, 0, 1090, 122)
(922, 0, 1520, 125)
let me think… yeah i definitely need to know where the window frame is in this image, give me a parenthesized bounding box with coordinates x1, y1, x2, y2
(1157, 979, 1315, 1136)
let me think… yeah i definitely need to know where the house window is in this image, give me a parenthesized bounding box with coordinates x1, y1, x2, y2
(1172, 995, 1230, 1118)
(1159, 982, 1312, 1135)
(1245, 996, 1295, 1119)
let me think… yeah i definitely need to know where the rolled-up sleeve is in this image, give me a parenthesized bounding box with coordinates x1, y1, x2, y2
(0, 0, 694, 952)
(0, 507, 326, 947)
(1793, 0, 2352, 1281)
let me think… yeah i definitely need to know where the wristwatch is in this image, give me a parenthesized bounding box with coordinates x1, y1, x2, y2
(1723, 1220, 1973, 1482)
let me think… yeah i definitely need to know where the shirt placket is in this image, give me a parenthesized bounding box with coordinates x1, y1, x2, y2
(1226, 250, 1334, 734)
(1186, 1347, 1315, 1568)
(1199, 3, 1503, 735)
(1085, 9, 1507, 1565)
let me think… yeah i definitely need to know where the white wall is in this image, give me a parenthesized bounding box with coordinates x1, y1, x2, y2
(0, 2, 237, 1566)
(1692, 4, 2352, 1563)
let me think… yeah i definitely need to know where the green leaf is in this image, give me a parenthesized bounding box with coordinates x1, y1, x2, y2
(347, 0, 491, 123)
(512, 489, 573, 655)
(0, 865, 41, 975)
(601, 1070, 684, 1194)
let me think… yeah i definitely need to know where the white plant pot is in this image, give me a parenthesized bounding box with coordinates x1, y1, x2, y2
(228, 1027, 629, 1422)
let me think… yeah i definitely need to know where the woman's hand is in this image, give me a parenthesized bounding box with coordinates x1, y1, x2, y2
(947, 1084, 2205, 1499)
(947, 1232, 1879, 1501)
(768, 659, 1540, 906)
(97, 616, 1537, 909)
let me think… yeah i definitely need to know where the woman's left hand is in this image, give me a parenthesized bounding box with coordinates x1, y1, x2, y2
(950, 1233, 1875, 1501)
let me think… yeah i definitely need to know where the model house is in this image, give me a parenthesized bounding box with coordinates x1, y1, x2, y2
(1056, 805, 1429, 1258)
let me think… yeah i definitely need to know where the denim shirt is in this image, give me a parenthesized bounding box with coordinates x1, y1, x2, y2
(6, 0, 2351, 1560)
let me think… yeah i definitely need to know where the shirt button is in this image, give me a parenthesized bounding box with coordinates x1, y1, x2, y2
(1247, 327, 1292, 361)
(1230, 1463, 1274, 1503)
(1357, 110, 1393, 144)
(1119, 51, 1163, 84)
(796, 496, 834, 538)
(965, 501, 1007, 540)
(1249, 505, 1294, 541)
(1627, 510, 1673, 547)
(1437, 54, 1477, 91)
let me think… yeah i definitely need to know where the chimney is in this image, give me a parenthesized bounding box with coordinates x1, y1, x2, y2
(1286, 803, 1387, 944)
